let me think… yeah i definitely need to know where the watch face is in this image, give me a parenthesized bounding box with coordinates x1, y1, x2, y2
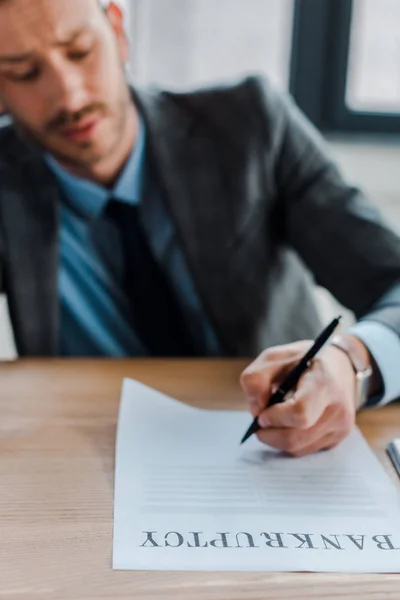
(356, 367, 373, 382)
(356, 367, 373, 406)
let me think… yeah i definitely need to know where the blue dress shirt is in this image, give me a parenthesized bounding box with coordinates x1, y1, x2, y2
(46, 122, 147, 356)
(46, 120, 221, 358)
(46, 121, 400, 405)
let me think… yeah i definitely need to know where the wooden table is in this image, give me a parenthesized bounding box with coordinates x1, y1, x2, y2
(1, 359, 400, 600)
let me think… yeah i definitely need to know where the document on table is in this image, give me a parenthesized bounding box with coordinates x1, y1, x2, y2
(113, 378, 400, 573)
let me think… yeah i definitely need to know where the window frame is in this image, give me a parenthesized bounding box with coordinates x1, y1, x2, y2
(289, 0, 400, 134)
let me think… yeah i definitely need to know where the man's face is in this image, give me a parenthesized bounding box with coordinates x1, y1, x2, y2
(0, 0, 131, 168)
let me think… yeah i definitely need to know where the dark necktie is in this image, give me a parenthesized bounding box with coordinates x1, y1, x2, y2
(102, 199, 196, 357)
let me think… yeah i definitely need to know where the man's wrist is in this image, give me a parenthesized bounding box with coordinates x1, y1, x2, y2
(330, 333, 383, 404)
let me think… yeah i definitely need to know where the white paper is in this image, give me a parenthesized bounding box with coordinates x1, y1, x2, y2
(113, 378, 400, 572)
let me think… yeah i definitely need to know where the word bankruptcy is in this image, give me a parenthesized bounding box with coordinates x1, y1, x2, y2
(140, 531, 400, 551)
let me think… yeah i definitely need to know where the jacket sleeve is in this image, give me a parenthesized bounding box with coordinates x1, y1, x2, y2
(0, 220, 4, 295)
(250, 76, 400, 337)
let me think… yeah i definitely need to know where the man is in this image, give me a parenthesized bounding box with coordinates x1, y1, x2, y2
(0, 0, 399, 457)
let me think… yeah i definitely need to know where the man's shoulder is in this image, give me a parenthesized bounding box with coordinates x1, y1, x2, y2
(154, 74, 280, 105)
(135, 74, 287, 141)
(0, 117, 25, 167)
(149, 74, 280, 109)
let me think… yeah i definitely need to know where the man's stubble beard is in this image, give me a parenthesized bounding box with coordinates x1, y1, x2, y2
(50, 93, 131, 170)
(11, 83, 133, 170)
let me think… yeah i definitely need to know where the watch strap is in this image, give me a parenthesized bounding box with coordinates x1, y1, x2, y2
(330, 334, 373, 408)
(330, 334, 370, 375)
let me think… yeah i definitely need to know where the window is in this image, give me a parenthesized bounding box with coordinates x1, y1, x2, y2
(129, 0, 295, 91)
(346, 0, 400, 113)
(290, 0, 400, 134)
(123, 0, 400, 134)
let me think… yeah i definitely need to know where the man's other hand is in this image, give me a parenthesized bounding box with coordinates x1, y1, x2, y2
(240, 340, 360, 457)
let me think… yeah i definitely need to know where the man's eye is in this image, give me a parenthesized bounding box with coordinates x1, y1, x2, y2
(10, 68, 39, 82)
(69, 48, 92, 61)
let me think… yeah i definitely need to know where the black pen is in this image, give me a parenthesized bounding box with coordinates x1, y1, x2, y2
(240, 316, 342, 445)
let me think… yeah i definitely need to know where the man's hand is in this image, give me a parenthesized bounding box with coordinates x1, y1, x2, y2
(240, 340, 363, 457)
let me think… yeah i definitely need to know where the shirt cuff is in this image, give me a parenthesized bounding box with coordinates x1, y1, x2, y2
(349, 321, 400, 407)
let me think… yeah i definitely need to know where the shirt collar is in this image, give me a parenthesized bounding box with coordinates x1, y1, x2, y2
(45, 116, 146, 219)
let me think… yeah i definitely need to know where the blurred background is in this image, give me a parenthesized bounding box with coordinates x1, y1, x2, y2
(0, 0, 399, 356)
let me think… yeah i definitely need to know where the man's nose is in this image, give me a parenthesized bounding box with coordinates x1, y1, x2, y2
(49, 59, 91, 116)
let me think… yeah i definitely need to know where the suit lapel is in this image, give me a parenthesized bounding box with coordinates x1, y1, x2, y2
(133, 89, 248, 356)
(0, 135, 59, 356)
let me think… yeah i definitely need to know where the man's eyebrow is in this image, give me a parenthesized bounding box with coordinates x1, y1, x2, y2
(55, 28, 87, 47)
(0, 28, 88, 63)
(0, 53, 33, 64)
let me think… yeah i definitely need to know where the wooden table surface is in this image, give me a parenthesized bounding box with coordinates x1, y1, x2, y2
(1, 359, 400, 600)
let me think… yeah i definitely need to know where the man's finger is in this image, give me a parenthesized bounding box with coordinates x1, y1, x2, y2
(240, 358, 297, 411)
(256, 417, 331, 455)
(283, 431, 347, 458)
(257, 364, 329, 429)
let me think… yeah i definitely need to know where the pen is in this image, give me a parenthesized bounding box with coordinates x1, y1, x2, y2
(387, 440, 400, 480)
(240, 315, 342, 445)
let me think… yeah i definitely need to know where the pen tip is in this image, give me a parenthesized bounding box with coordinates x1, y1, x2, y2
(240, 431, 251, 445)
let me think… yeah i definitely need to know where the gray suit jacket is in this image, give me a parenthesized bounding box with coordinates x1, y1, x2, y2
(0, 76, 400, 357)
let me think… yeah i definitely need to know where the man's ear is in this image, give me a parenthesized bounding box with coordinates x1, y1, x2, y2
(106, 2, 130, 63)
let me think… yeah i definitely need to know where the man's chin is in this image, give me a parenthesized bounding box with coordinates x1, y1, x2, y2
(48, 140, 109, 168)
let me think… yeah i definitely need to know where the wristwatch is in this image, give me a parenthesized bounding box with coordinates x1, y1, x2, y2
(330, 335, 373, 408)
